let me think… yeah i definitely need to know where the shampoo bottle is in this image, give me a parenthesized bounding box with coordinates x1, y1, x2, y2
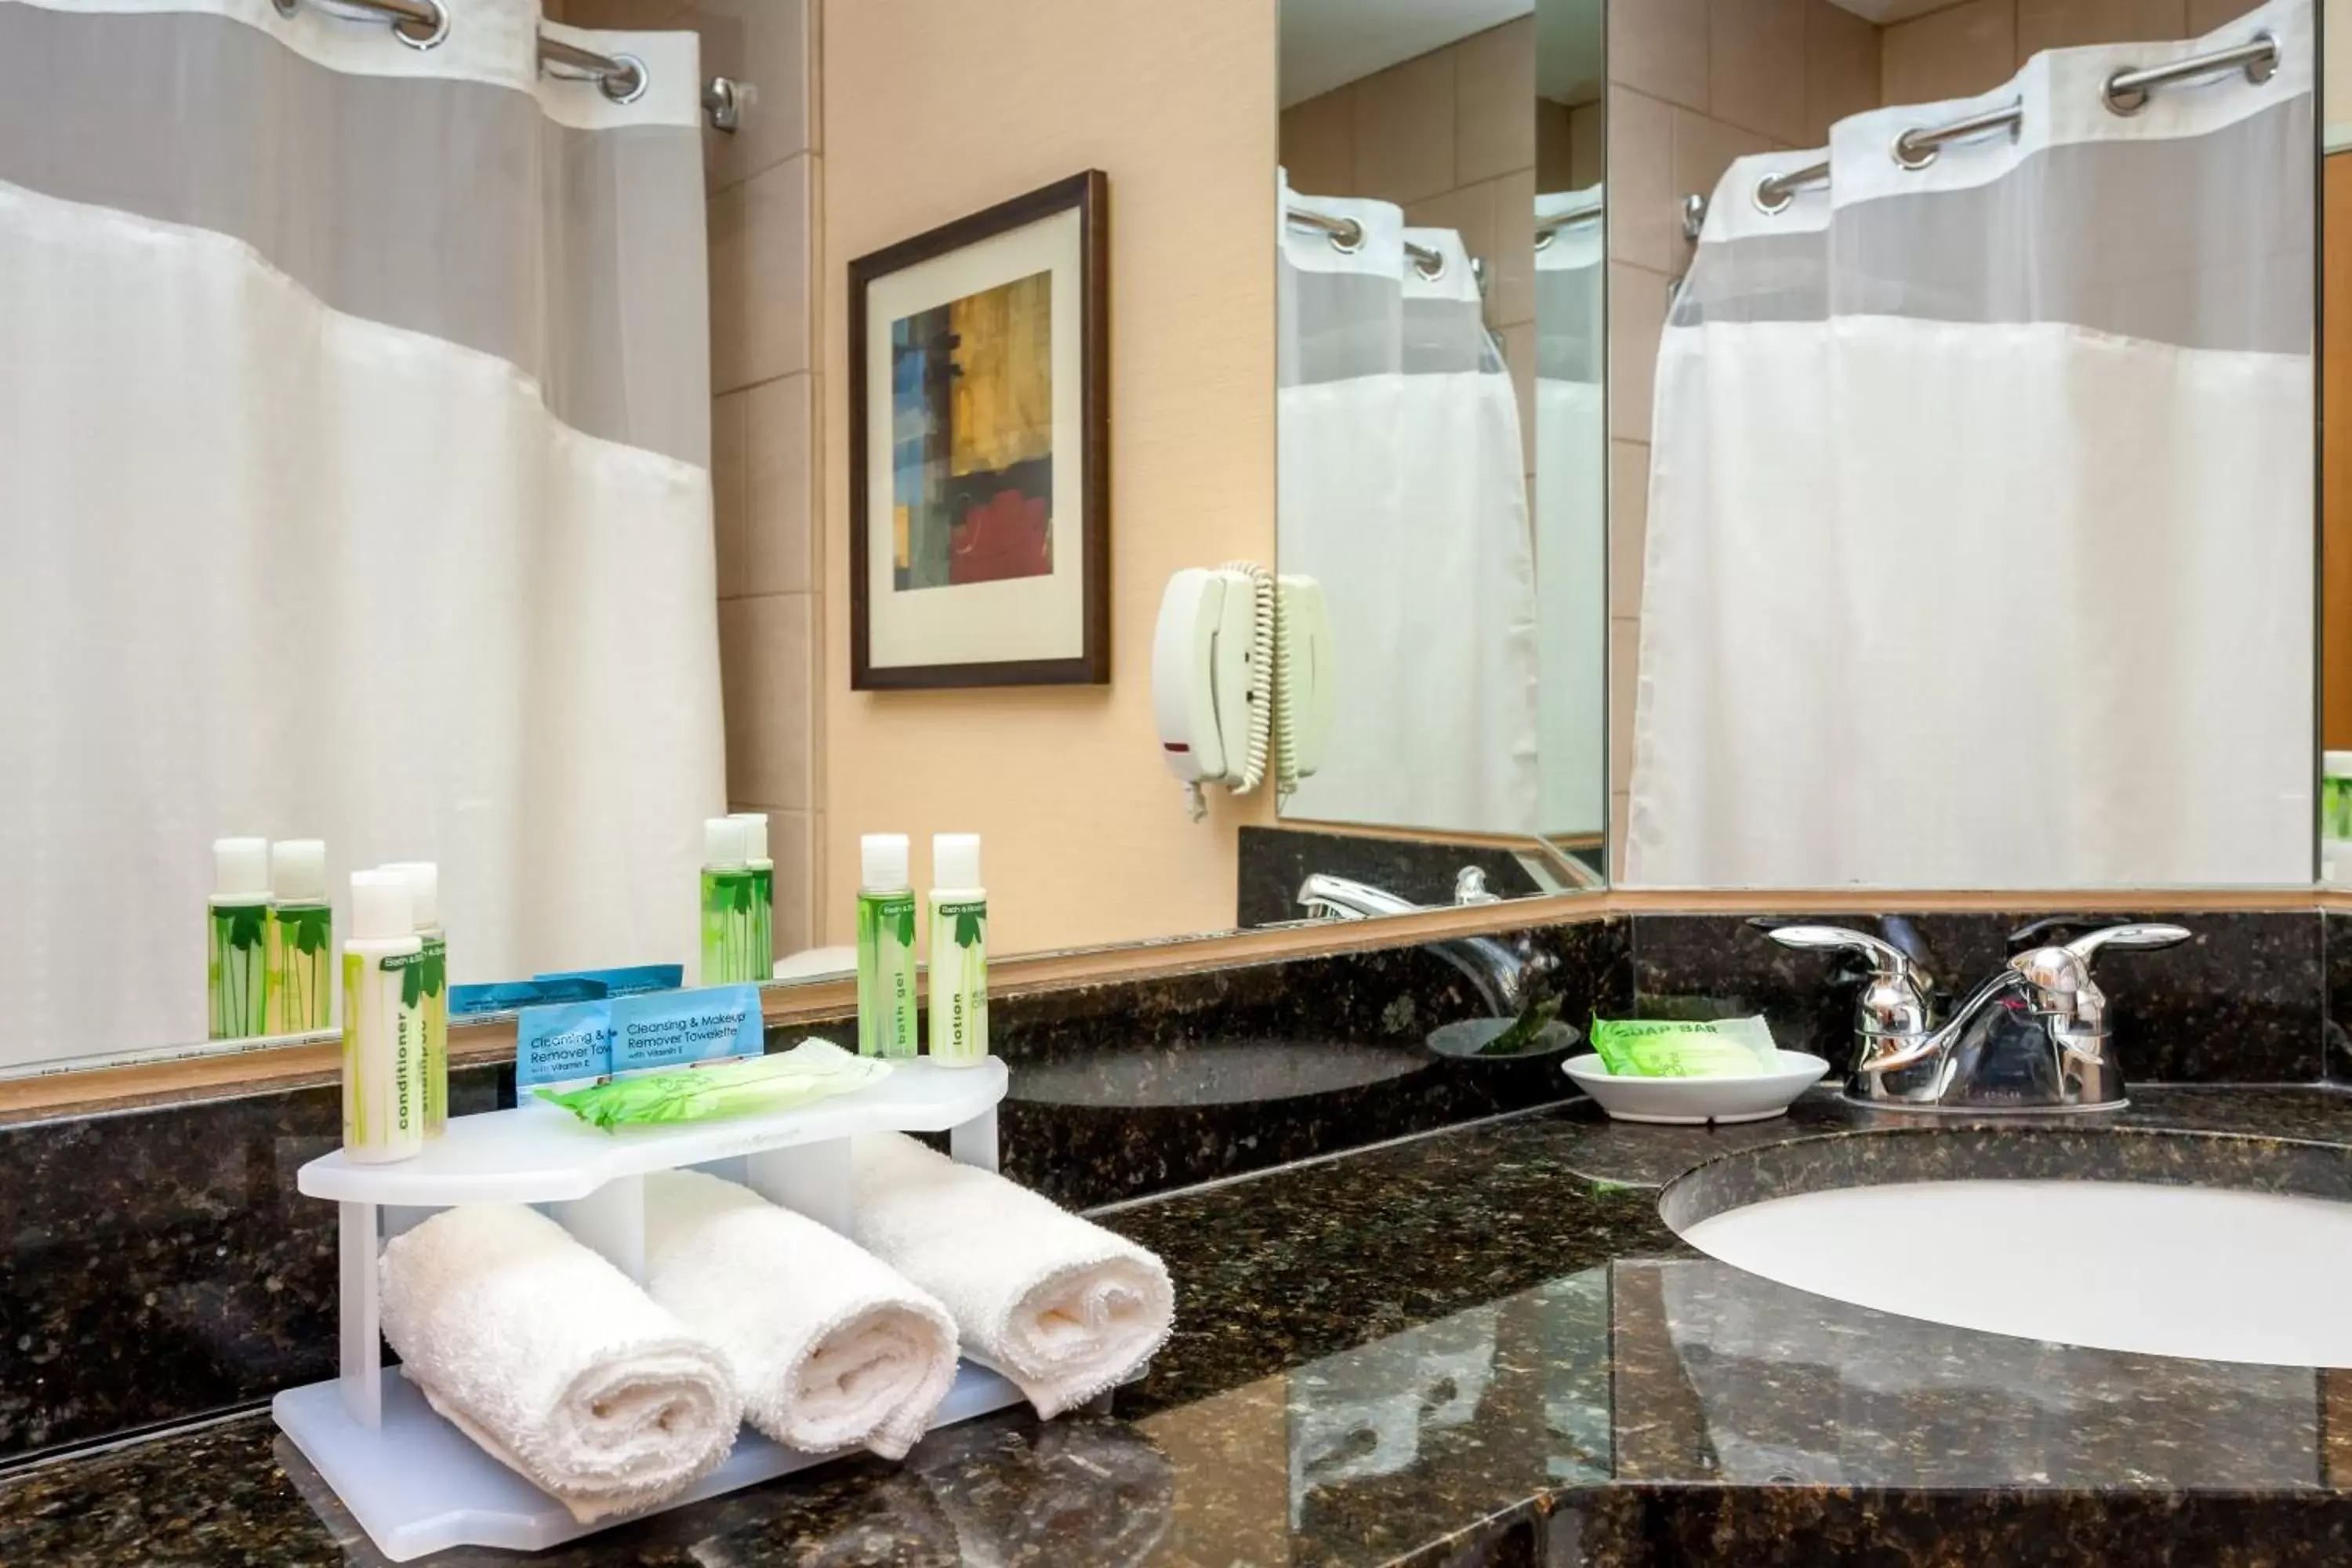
(208, 837, 270, 1040)
(700, 817, 757, 985)
(856, 833, 919, 1058)
(342, 870, 424, 1163)
(731, 811, 775, 980)
(927, 833, 989, 1067)
(382, 862, 448, 1138)
(266, 839, 333, 1034)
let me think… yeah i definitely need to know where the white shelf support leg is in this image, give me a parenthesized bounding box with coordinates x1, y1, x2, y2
(553, 1175, 645, 1283)
(746, 1138, 853, 1234)
(338, 1200, 383, 1429)
(951, 1105, 999, 1174)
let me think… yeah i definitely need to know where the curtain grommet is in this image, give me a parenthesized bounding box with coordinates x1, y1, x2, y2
(1890, 129, 1938, 171)
(1751, 179, 1794, 216)
(598, 53, 651, 105)
(390, 0, 449, 51)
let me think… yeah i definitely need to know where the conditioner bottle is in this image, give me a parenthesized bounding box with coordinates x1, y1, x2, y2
(342, 870, 424, 1163)
(382, 862, 448, 1138)
(208, 837, 270, 1040)
(266, 839, 333, 1034)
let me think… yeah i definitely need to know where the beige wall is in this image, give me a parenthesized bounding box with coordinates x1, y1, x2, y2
(1882, 0, 2263, 103)
(556, 0, 825, 964)
(818, 0, 1279, 955)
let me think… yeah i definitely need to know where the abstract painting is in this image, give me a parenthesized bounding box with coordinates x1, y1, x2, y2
(850, 172, 1108, 689)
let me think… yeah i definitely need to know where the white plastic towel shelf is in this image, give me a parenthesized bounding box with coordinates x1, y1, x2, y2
(298, 1057, 1008, 1205)
(274, 1051, 1015, 1563)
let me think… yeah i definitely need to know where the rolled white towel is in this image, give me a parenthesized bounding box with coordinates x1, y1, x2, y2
(641, 1168, 960, 1459)
(379, 1203, 742, 1523)
(849, 1133, 1174, 1418)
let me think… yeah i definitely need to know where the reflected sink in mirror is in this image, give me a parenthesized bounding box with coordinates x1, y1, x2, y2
(1667, 1138, 2352, 1370)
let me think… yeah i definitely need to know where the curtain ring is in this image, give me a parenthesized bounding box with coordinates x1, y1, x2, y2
(1751, 176, 1793, 216)
(1323, 218, 1366, 256)
(598, 53, 651, 104)
(1890, 129, 1937, 171)
(390, 0, 449, 51)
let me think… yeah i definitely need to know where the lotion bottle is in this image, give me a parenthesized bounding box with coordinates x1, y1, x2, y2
(856, 833, 919, 1057)
(343, 869, 424, 1163)
(927, 833, 989, 1066)
(700, 817, 757, 985)
(266, 839, 333, 1035)
(731, 811, 775, 980)
(382, 862, 448, 1137)
(208, 837, 270, 1040)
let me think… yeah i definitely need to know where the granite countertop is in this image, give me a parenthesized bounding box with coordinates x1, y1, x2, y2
(13, 1086, 2352, 1566)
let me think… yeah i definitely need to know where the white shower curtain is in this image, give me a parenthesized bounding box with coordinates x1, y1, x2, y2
(1279, 182, 1540, 836)
(1628, 0, 2313, 888)
(1534, 187, 1607, 840)
(0, 0, 727, 1063)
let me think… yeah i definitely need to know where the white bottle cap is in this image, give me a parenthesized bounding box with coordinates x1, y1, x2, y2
(705, 816, 749, 869)
(270, 840, 328, 902)
(350, 869, 415, 943)
(2328, 751, 2352, 781)
(730, 811, 771, 863)
(933, 832, 982, 890)
(213, 837, 270, 900)
(861, 832, 909, 889)
(380, 862, 439, 929)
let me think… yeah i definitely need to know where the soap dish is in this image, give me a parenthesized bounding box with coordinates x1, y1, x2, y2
(1563, 1051, 1829, 1125)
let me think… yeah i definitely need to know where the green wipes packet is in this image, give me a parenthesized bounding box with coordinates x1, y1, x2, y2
(1587, 1015, 1778, 1078)
(535, 1038, 890, 1130)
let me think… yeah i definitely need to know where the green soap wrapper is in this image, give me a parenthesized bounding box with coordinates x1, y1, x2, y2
(535, 1038, 889, 1130)
(1588, 1015, 1777, 1078)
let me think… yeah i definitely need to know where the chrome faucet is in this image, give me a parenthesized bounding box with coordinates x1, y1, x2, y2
(1297, 871, 1555, 1016)
(1766, 920, 2190, 1112)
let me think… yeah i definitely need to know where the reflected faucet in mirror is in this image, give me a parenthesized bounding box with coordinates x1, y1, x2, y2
(1765, 921, 2191, 1112)
(1298, 873, 1555, 1017)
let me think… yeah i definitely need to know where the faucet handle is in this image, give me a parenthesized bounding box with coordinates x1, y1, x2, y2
(1768, 925, 1927, 985)
(2062, 923, 2191, 962)
(1766, 925, 1936, 1058)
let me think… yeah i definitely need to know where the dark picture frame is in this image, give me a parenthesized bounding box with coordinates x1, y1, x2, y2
(848, 169, 1109, 689)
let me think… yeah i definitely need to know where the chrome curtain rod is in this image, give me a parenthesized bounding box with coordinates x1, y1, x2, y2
(1534, 200, 1605, 250)
(1702, 27, 2281, 224)
(269, 0, 747, 131)
(1287, 205, 1449, 279)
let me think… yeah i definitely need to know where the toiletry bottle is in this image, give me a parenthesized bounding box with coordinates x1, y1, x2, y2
(382, 862, 448, 1137)
(731, 811, 775, 980)
(927, 833, 989, 1067)
(343, 870, 424, 1163)
(856, 833, 919, 1058)
(208, 837, 270, 1040)
(266, 840, 333, 1034)
(700, 817, 757, 985)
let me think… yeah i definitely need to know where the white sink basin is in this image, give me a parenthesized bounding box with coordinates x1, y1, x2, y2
(1675, 1178, 2352, 1368)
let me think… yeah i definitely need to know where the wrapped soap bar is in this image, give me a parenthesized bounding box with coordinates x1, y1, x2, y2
(1588, 1016, 1777, 1078)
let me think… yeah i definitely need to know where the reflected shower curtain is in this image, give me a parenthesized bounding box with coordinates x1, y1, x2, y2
(1628, 0, 2312, 887)
(0, 0, 726, 1062)
(1279, 183, 1539, 835)
(1534, 187, 1606, 840)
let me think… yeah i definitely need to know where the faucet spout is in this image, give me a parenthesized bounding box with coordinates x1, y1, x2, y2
(1295, 872, 1554, 1017)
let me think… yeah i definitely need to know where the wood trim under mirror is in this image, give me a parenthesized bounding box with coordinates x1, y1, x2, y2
(10, 884, 2350, 1123)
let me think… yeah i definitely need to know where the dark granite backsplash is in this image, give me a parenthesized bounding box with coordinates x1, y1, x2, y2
(1629, 909, 2328, 1085)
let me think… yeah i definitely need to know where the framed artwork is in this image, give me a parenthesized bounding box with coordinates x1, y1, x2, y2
(848, 169, 1109, 689)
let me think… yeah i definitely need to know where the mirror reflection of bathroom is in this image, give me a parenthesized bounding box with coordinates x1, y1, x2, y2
(1276, 0, 1610, 895)
(1612, 0, 2315, 890)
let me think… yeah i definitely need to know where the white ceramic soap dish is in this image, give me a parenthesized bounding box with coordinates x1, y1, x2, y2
(1563, 1050, 1830, 1124)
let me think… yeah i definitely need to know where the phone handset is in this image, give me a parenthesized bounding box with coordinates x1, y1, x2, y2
(1152, 564, 1331, 819)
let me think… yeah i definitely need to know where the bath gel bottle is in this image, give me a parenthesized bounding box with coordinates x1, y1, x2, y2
(927, 833, 989, 1067)
(856, 833, 919, 1058)
(266, 840, 333, 1035)
(342, 870, 424, 1163)
(208, 837, 270, 1040)
(731, 811, 775, 980)
(382, 862, 448, 1138)
(700, 817, 757, 985)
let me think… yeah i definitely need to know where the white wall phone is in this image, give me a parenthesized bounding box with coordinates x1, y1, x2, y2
(1151, 563, 1335, 819)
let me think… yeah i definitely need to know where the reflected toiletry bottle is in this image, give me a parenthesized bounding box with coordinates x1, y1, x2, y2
(266, 839, 333, 1034)
(382, 862, 448, 1138)
(857, 833, 919, 1058)
(209, 837, 270, 1040)
(700, 817, 757, 985)
(343, 870, 424, 1163)
(927, 833, 989, 1067)
(731, 811, 775, 982)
